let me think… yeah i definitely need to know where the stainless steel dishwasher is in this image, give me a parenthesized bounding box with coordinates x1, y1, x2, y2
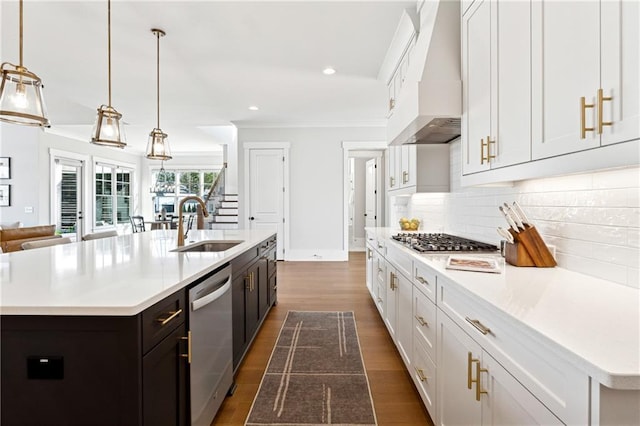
(188, 264, 233, 426)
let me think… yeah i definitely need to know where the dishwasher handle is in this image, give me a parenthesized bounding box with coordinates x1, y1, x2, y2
(192, 276, 231, 312)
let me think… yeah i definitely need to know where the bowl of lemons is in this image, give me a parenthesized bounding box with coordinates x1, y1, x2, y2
(399, 217, 420, 231)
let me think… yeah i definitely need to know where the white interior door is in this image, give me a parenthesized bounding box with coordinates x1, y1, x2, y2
(248, 149, 285, 259)
(52, 158, 84, 241)
(365, 158, 377, 228)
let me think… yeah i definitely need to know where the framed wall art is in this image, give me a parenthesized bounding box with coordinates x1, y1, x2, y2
(0, 184, 10, 207)
(0, 157, 10, 179)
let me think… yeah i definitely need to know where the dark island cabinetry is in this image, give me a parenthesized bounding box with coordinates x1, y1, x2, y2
(1, 290, 188, 426)
(231, 235, 277, 371)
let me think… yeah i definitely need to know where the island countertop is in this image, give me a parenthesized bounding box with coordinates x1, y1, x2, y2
(0, 229, 275, 316)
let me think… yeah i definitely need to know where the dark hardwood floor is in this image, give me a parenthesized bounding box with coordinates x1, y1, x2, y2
(212, 252, 434, 425)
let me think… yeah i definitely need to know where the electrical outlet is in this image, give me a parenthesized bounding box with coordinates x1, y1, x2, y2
(24, 206, 34, 213)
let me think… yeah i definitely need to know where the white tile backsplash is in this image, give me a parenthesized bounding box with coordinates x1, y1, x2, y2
(406, 140, 640, 288)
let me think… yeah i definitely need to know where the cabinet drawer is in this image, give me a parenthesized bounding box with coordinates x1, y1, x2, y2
(412, 337, 436, 419)
(413, 288, 436, 361)
(142, 290, 186, 354)
(265, 248, 277, 277)
(414, 261, 437, 303)
(438, 278, 589, 424)
(231, 245, 260, 272)
(386, 243, 412, 279)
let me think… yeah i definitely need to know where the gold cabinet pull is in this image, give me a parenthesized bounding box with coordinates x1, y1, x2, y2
(415, 275, 429, 286)
(415, 315, 428, 327)
(367, 249, 372, 260)
(180, 331, 191, 364)
(598, 88, 613, 134)
(402, 171, 409, 184)
(580, 96, 595, 138)
(377, 297, 383, 303)
(465, 317, 492, 335)
(389, 97, 395, 111)
(481, 136, 495, 164)
(467, 352, 479, 390)
(487, 136, 495, 162)
(156, 308, 182, 326)
(475, 361, 488, 401)
(415, 367, 428, 382)
(245, 274, 251, 290)
(390, 176, 395, 187)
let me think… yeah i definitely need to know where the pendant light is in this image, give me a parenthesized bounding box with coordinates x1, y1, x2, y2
(145, 29, 172, 160)
(0, 0, 49, 127)
(91, 0, 126, 148)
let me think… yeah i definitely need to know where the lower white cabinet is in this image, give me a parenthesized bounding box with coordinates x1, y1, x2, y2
(395, 267, 413, 369)
(365, 244, 374, 297)
(385, 266, 398, 340)
(437, 310, 562, 426)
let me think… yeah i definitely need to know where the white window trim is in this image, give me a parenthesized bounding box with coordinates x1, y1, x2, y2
(92, 156, 137, 232)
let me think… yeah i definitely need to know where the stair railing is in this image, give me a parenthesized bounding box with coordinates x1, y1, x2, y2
(197, 163, 226, 229)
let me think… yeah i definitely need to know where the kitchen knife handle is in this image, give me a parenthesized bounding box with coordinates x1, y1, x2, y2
(512, 201, 531, 226)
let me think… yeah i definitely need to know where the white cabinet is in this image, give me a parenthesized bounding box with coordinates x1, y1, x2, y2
(374, 249, 386, 317)
(365, 244, 374, 298)
(385, 266, 398, 340)
(395, 267, 413, 369)
(387, 144, 450, 195)
(531, 0, 639, 159)
(462, 0, 531, 176)
(437, 310, 562, 426)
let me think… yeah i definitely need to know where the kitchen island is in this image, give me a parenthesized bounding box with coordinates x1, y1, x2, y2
(0, 229, 277, 426)
(366, 227, 640, 426)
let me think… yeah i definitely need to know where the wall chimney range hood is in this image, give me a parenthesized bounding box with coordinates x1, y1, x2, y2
(387, 1, 461, 146)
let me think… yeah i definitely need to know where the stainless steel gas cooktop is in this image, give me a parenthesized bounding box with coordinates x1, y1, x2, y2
(392, 233, 498, 253)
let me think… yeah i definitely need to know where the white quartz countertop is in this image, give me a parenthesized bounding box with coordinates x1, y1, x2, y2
(0, 229, 275, 316)
(366, 227, 640, 390)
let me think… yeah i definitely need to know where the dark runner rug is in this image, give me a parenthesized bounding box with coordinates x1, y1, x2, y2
(245, 311, 377, 426)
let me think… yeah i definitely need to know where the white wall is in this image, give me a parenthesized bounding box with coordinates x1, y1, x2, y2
(0, 125, 41, 226)
(405, 139, 640, 289)
(237, 126, 386, 260)
(0, 123, 143, 227)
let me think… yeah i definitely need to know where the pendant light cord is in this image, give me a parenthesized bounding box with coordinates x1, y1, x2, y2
(19, 0, 23, 67)
(107, 0, 112, 106)
(156, 30, 160, 128)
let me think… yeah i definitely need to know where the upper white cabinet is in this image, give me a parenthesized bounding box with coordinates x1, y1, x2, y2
(532, 0, 639, 159)
(462, 0, 531, 175)
(387, 144, 450, 195)
(462, 0, 639, 185)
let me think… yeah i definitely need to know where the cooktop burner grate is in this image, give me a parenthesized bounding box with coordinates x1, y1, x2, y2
(392, 232, 498, 253)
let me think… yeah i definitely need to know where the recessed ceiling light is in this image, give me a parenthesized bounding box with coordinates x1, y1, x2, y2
(248, 106, 259, 111)
(323, 67, 336, 75)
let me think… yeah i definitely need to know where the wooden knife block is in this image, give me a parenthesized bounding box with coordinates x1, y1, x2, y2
(506, 225, 557, 267)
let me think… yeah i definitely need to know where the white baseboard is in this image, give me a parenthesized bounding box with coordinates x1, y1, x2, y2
(349, 237, 366, 251)
(285, 249, 348, 261)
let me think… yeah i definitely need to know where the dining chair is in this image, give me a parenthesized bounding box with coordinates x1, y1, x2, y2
(82, 230, 118, 241)
(22, 237, 72, 250)
(130, 216, 146, 233)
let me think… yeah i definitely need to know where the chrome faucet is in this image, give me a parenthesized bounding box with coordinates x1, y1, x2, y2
(177, 196, 209, 247)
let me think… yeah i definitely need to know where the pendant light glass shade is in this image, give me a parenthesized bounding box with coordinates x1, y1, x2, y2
(91, 0, 126, 148)
(91, 104, 126, 148)
(146, 28, 171, 160)
(0, 1, 49, 127)
(146, 128, 171, 160)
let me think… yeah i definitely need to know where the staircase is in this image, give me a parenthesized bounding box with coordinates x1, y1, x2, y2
(209, 194, 239, 229)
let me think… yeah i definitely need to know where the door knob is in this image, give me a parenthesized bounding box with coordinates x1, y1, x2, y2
(249, 216, 255, 221)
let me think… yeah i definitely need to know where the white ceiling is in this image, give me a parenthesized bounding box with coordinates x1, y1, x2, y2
(0, 0, 414, 154)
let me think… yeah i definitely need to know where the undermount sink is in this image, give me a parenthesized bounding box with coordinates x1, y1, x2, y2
(173, 240, 243, 253)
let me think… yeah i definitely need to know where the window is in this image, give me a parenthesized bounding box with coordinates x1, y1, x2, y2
(150, 168, 219, 214)
(95, 163, 134, 228)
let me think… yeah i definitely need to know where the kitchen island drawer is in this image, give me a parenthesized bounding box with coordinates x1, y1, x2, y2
(142, 290, 186, 354)
(438, 277, 589, 424)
